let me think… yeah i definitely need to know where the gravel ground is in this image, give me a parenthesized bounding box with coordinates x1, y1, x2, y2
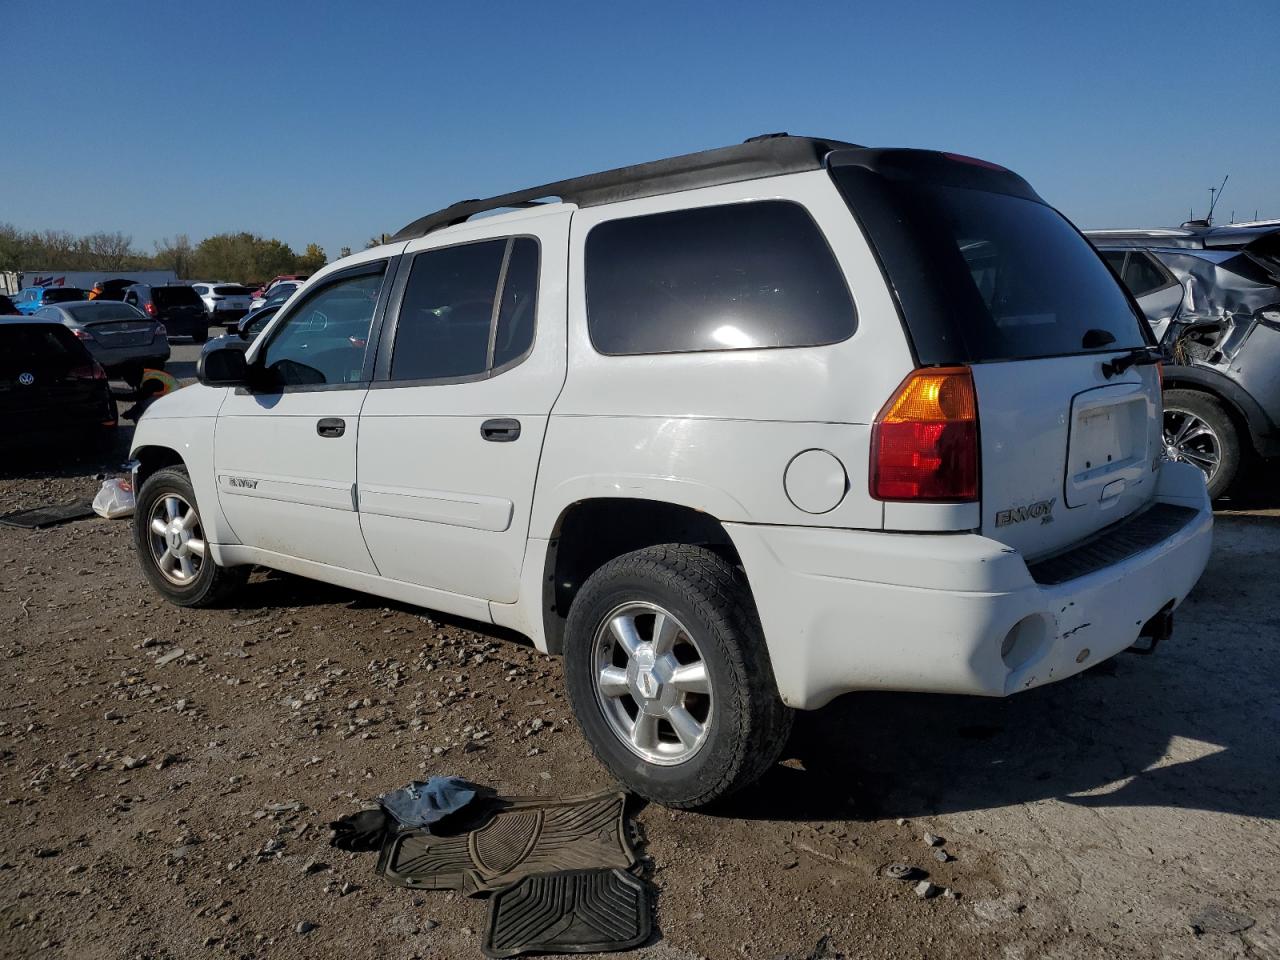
(1, 421, 1278, 959)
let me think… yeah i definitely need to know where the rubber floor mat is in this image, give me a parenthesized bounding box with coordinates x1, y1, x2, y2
(483, 868, 652, 958)
(0, 500, 96, 529)
(376, 791, 636, 895)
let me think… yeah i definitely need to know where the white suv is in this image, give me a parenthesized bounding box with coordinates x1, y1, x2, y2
(191, 283, 255, 325)
(128, 135, 1213, 808)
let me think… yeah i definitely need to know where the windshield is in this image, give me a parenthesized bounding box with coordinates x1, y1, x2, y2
(830, 167, 1148, 362)
(42, 288, 86, 304)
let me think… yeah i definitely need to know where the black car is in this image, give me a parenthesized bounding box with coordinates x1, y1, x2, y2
(122, 283, 210, 342)
(1, 317, 117, 451)
(0, 294, 18, 315)
(1089, 221, 1280, 498)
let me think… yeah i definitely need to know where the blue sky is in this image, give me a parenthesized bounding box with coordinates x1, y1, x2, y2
(5, 0, 1278, 263)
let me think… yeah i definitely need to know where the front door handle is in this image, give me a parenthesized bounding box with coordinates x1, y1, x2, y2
(317, 417, 346, 438)
(481, 418, 521, 442)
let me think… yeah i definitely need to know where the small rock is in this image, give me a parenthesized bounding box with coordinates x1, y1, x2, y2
(339, 881, 357, 896)
(942, 887, 958, 900)
(923, 832, 944, 847)
(33, 848, 60, 859)
(156, 648, 186, 667)
(121, 756, 147, 770)
(915, 880, 939, 899)
(295, 921, 316, 935)
(421, 919, 439, 930)
(895, 817, 907, 826)
(301, 858, 327, 875)
(881, 863, 921, 882)
(1188, 905, 1254, 936)
(933, 848, 951, 863)
(103, 709, 121, 721)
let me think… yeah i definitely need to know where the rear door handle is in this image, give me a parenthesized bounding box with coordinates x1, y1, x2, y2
(317, 417, 346, 438)
(481, 418, 521, 442)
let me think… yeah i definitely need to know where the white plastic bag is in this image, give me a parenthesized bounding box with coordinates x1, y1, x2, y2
(92, 478, 135, 519)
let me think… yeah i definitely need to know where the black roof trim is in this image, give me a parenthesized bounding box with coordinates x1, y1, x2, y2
(392, 134, 862, 242)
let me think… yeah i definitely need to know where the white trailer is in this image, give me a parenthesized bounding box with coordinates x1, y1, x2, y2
(4, 269, 179, 294)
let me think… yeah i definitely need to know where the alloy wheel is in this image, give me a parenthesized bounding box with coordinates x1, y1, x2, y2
(147, 493, 207, 585)
(1163, 408, 1220, 486)
(591, 602, 713, 766)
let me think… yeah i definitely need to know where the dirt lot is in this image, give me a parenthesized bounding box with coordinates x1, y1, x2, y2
(2, 412, 1278, 958)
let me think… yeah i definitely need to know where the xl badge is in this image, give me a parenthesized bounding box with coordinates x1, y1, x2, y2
(17, 372, 34, 386)
(996, 497, 1056, 527)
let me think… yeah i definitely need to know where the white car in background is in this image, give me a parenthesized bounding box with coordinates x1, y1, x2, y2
(248, 280, 302, 312)
(191, 283, 254, 326)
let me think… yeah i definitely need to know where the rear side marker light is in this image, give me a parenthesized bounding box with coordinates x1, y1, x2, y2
(871, 366, 979, 502)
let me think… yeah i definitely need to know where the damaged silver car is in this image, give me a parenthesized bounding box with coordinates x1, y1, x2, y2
(1090, 221, 1280, 498)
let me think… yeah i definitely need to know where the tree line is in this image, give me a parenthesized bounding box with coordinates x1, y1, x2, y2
(0, 223, 330, 283)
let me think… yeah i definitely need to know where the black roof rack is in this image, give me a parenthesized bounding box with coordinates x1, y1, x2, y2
(392, 133, 863, 242)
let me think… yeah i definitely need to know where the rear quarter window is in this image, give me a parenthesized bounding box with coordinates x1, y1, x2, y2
(584, 200, 856, 356)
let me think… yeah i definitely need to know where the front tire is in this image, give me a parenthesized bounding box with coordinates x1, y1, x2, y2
(133, 466, 247, 607)
(1163, 389, 1242, 500)
(563, 544, 792, 809)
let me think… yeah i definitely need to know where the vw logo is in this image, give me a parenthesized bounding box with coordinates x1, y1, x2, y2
(17, 372, 34, 386)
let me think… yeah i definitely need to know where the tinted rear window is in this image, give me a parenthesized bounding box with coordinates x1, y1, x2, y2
(69, 303, 145, 322)
(43, 288, 85, 304)
(1, 324, 86, 374)
(584, 201, 855, 356)
(831, 167, 1148, 362)
(153, 286, 202, 307)
(213, 285, 253, 295)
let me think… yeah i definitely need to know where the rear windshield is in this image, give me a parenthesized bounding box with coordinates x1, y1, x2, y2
(153, 286, 202, 307)
(1, 324, 86, 374)
(213, 285, 253, 296)
(68, 303, 145, 322)
(831, 168, 1148, 362)
(42, 288, 86, 304)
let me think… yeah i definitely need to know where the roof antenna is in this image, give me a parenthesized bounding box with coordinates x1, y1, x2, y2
(1206, 174, 1228, 225)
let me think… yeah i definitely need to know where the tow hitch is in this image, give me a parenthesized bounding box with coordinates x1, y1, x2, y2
(1128, 607, 1174, 655)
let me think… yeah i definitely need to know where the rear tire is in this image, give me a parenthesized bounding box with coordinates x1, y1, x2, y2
(134, 466, 247, 607)
(1163, 389, 1242, 500)
(191, 326, 209, 344)
(563, 544, 793, 809)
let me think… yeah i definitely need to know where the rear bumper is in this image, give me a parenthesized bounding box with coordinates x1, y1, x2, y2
(728, 461, 1213, 709)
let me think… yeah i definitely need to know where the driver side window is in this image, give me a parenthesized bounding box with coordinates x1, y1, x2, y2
(259, 267, 385, 386)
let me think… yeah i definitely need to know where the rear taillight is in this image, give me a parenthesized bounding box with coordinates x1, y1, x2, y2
(71, 327, 96, 342)
(144, 302, 156, 316)
(871, 366, 979, 502)
(69, 361, 108, 381)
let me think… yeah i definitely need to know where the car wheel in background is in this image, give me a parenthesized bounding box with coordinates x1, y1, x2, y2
(133, 466, 248, 607)
(563, 544, 793, 809)
(1162, 388, 1242, 500)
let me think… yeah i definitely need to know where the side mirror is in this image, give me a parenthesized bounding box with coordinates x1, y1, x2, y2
(197, 340, 251, 387)
(238, 306, 276, 340)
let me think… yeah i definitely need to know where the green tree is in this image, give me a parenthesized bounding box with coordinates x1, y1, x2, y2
(295, 243, 327, 274)
(152, 235, 195, 279)
(338, 246, 352, 259)
(193, 232, 299, 282)
(365, 233, 393, 249)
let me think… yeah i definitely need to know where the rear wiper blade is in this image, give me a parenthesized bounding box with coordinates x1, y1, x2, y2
(1101, 345, 1163, 379)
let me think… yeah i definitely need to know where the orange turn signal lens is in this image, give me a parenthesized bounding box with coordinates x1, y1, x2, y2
(877, 366, 977, 424)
